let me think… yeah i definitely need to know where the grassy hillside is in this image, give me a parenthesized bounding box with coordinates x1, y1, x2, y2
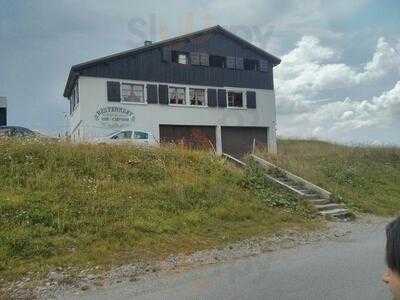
(0, 139, 316, 282)
(257, 139, 400, 216)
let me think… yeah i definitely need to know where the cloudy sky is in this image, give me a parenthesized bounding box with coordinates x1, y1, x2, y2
(1, 0, 399, 144)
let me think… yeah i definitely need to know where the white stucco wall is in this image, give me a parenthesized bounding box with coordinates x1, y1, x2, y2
(71, 76, 277, 153)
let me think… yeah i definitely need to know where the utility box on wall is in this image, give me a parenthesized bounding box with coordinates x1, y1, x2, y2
(0, 97, 7, 126)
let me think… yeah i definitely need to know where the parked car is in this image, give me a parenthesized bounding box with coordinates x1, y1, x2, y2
(0, 126, 41, 138)
(94, 129, 158, 146)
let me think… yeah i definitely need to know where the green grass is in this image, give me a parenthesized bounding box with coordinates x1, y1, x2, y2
(0, 139, 317, 283)
(257, 139, 400, 216)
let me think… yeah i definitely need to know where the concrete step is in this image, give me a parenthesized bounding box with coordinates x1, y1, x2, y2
(297, 188, 314, 194)
(308, 198, 331, 205)
(319, 208, 349, 216)
(315, 203, 345, 211)
(302, 193, 319, 198)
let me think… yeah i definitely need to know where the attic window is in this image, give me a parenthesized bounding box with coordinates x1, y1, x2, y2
(244, 58, 259, 71)
(172, 51, 189, 64)
(209, 55, 226, 68)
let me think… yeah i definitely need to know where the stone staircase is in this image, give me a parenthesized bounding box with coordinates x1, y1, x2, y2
(270, 171, 353, 221)
(222, 153, 354, 221)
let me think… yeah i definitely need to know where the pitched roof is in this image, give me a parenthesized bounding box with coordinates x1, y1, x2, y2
(64, 25, 281, 97)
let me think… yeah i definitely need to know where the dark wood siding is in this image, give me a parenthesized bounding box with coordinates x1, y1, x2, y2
(0, 108, 6, 126)
(221, 127, 268, 158)
(78, 32, 274, 90)
(159, 125, 216, 150)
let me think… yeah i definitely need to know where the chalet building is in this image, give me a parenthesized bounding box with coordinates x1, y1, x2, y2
(63, 25, 281, 157)
(0, 97, 7, 126)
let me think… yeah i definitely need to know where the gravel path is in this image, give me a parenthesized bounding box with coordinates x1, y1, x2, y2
(5, 214, 393, 299)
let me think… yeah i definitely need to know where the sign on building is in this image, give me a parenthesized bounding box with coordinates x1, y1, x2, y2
(94, 106, 135, 129)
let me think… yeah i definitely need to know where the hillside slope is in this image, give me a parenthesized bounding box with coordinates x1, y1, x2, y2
(257, 139, 400, 215)
(0, 139, 316, 282)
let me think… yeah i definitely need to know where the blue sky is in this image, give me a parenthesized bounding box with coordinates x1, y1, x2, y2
(0, 0, 399, 144)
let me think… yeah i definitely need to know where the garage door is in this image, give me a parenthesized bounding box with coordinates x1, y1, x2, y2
(159, 125, 216, 150)
(0, 108, 6, 126)
(221, 127, 268, 158)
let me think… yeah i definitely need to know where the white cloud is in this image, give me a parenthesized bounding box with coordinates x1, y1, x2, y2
(278, 80, 400, 141)
(275, 36, 400, 115)
(275, 35, 400, 143)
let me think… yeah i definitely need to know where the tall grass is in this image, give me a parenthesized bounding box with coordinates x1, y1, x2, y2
(257, 139, 400, 215)
(0, 139, 316, 282)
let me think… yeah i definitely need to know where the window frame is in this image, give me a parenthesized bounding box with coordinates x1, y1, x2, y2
(227, 90, 246, 109)
(168, 86, 187, 105)
(106, 80, 149, 105)
(70, 81, 79, 115)
(121, 83, 145, 104)
(189, 88, 207, 106)
(172, 51, 189, 65)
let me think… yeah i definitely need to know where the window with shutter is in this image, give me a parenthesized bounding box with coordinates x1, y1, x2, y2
(172, 51, 189, 64)
(226, 56, 236, 69)
(189, 88, 206, 106)
(200, 53, 209, 66)
(207, 89, 217, 107)
(147, 84, 158, 104)
(260, 60, 269, 72)
(169, 87, 186, 105)
(227, 91, 244, 108)
(236, 57, 244, 70)
(121, 83, 145, 103)
(190, 52, 200, 65)
(246, 91, 256, 108)
(107, 81, 121, 102)
(218, 89, 227, 107)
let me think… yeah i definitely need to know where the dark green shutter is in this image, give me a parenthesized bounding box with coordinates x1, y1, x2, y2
(107, 81, 121, 102)
(218, 89, 227, 107)
(246, 91, 256, 108)
(158, 85, 169, 104)
(147, 84, 158, 104)
(207, 89, 217, 107)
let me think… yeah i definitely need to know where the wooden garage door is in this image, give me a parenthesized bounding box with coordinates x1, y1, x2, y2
(0, 108, 6, 126)
(221, 126, 268, 158)
(159, 125, 216, 150)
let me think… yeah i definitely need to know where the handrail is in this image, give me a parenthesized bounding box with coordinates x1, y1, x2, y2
(251, 154, 332, 199)
(222, 153, 247, 166)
